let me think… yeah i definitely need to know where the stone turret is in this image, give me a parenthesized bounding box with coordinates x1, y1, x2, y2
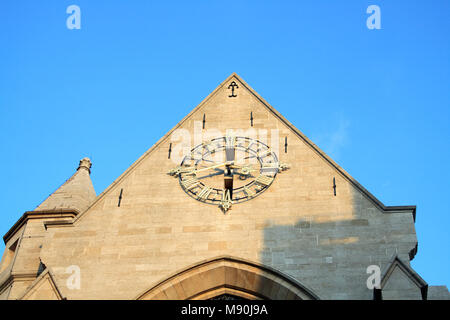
(35, 157, 96, 214)
(0, 157, 97, 299)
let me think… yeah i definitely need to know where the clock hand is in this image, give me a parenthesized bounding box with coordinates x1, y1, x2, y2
(168, 162, 232, 176)
(231, 162, 291, 173)
(234, 166, 258, 176)
(224, 136, 235, 199)
(195, 162, 233, 173)
(196, 169, 225, 180)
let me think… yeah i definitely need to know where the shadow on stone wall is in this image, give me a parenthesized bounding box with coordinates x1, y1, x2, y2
(257, 186, 401, 300)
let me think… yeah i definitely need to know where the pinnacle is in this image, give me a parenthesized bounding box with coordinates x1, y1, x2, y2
(34, 157, 96, 213)
(78, 157, 92, 174)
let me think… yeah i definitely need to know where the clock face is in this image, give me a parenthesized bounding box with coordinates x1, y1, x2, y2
(168, 136, 289, 212)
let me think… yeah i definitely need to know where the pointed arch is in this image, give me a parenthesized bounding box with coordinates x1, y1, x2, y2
(136, 256, 319, 300)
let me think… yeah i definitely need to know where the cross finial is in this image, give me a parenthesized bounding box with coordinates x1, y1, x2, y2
(228, 81, 239, 97)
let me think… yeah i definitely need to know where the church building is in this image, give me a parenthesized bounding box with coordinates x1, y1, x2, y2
(0, 74, 448, 300)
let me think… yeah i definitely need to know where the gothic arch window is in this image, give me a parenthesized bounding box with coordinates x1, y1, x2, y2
(136, 256, 319, 300)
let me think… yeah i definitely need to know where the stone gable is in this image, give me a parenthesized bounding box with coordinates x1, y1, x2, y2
(1, 73, 444, 300)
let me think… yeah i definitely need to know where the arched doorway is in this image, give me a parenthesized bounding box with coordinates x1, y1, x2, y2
(136, 256, 319, 300)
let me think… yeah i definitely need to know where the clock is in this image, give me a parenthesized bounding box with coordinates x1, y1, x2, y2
(168, 135, 289, 212)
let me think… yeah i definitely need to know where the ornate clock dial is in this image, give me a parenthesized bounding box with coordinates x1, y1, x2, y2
(168, 136, 289, 212)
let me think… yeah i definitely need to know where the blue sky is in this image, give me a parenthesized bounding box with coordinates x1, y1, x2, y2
(0, 1, 449, 288)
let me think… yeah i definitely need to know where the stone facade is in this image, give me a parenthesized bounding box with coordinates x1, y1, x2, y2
(0, 73, 448, 300)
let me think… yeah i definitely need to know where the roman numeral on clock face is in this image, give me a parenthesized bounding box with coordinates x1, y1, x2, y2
(257, 149, 272, 159)
(261, 162, 280, 174)
(243, 186, 256, 198)
(261, 162, 279, 169)
(183, 154, 201, 164)
(197, 186, 213, 201)
(222, 189, 232, 202)
(245, 141, 256, 151)
(181, 177, 200, 190)
(225, 135, 236, 148)
(255, 174, 273, 187)
(202, 141, 214, 154)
